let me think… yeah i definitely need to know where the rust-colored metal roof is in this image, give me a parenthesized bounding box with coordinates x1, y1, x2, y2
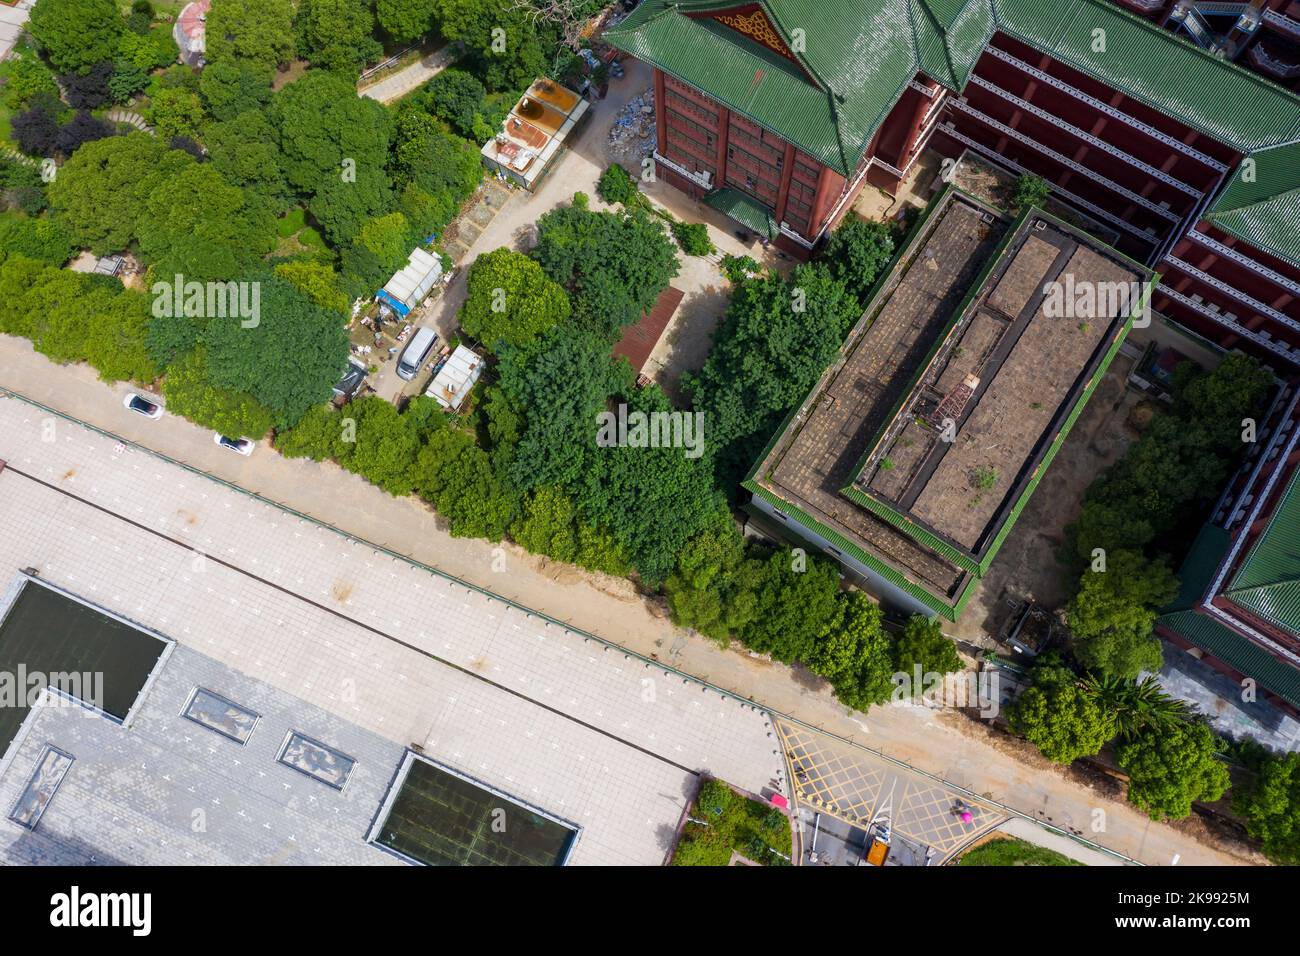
(612, 285, 685, 374)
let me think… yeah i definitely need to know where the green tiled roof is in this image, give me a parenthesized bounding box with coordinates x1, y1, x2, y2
(1158, 609, 1300, 710)
(608, 0, 1300, 181)
(606, 0, 996, 175)
(994, 0, 1300, 153)
(1205, 142, 1300, 270)
(704, 187, 777, 237)
(1160, 508, 1300, 710)
(1223, 464, 1300, 636)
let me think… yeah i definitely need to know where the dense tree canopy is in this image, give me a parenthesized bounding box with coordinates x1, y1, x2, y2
(378, 0, 439, 44)
(29, 0, 122, 74)
(820, 217, 895, 305)
(297, 0, 382, 75)
(685, 263, 859, 490)
(201, 273, 350, 427)
(1234, 751, 1300, 865)
(1117, 721, 1229, 820)
(1009, 664, 1116, 764)
(137, 162, 277, 282)
(1067, 549, 1174, 680)
(205, 0, 295, 73)
(531, 201, 680, 339)
(163, 347, 275, 438)
(892, 615, 964, 695)
(460, 248, 571, 351)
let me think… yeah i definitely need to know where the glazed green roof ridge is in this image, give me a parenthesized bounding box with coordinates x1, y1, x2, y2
(1205, 142, 1300, 270)
(1223, 463, 1300, 635)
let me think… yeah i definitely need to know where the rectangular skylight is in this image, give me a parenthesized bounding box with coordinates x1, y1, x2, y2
(276, 731, 355, 790)
(9, 745, 74, 830)
(182, 687, 260, 745)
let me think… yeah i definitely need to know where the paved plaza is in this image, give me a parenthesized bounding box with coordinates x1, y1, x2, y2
(778, 721, 1005, 862)
(0, 396, 786, 864)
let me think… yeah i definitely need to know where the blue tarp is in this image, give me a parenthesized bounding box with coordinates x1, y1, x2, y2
(375, 289, 411, 317)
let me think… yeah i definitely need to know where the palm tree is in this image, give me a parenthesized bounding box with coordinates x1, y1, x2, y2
(1083, 674, 1193, 739)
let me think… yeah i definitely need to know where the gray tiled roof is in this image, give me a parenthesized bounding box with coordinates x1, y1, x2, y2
(0, 645, 408, 866)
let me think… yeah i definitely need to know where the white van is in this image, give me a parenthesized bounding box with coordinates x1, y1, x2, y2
(396, 328, 438, 381)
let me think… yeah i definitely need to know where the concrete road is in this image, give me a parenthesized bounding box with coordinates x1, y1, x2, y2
(0, 335, 1257, 865)
(359, 45, 459, 104)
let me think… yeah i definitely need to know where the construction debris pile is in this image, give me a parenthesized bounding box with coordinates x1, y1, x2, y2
(607, 87, 655, 161)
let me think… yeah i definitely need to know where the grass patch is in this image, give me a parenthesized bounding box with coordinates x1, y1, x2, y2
(956, 836, 1082, 866)
(671, 778, 792, 866)
(277, 208, 308, 238)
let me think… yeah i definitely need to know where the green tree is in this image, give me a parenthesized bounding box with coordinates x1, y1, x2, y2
(137, 162, 277, 282)
(198, 57, 273, 121)
(821, 216, 894, 305)
(0, 214, 74, 266)
(2, 49, 62, 111)
(1082, 674, 1191, 739)
(84, 288, 158, 383)
(460, 247, 571, 351)
(1234, 751, 1300, 865)
(206, 0, 295, 73)
(738, 548, 844, 663)
(145, 85, 204, 140)
(1009, 664, 1116, 764)
(274, 403, 348, 462)
(510, 486, 627, 575)
(531, 200, 680, 339)
(162, 348, 275, 437)
(580, 385, 721, 585)
(297, 0, 381, 76)
(378, 0, 439, 44)
(273, 260, 351, 315)
(808, 592, 896, 712)
(272, 70, 393, 198)
(414, 428, 516, 540)
(1010, 173, 1051, 211)
(432, 0, 549, 92)
(497, 323, 630, 492)
(597, 163, 636, 205)
(1067, 549, 1174, 679)
(29, 0, 123, 74)
(201, 274, 350, 428)
(663, 511, 763, 644)
(684, 263, 859, 490)
(425, 68, 488, 139)
(892, 615, 963, 695)
(1117, 721, 1229, 820)
(204, 111, 291, 213)
(336, 396, 423, 495)
(48, 133, 180, 254)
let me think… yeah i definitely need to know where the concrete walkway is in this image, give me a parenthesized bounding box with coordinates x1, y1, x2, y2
(0, 334, 1259, 866)
(360, 45, 459, 104)
(993, 818, 1127, 866)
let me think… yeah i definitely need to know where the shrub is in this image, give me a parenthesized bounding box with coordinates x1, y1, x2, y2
(596, 162, 636, 205)
(672, 220, 714, 257)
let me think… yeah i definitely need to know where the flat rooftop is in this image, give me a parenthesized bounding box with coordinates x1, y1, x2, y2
(750, 192, 1007, 605)
(851, 216, 1145, 560)
(747, 189, 1148, 615)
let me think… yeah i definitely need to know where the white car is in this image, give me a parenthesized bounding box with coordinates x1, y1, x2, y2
(123, 393, 163, 419)
(213, 433, 255, 456)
